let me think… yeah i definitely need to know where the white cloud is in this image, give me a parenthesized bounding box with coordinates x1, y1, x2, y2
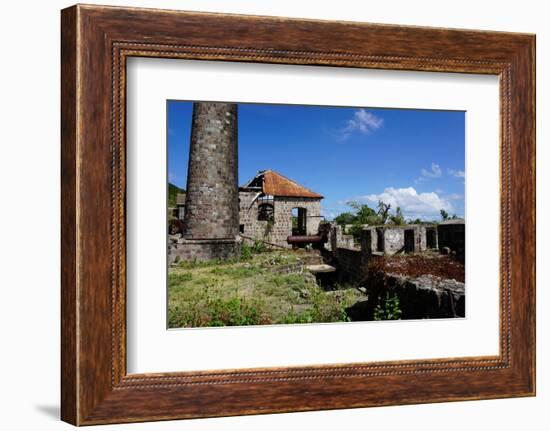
(355, 187, 454, 220)
(415, 163, 442, 183)
(338, 109, 383, 140)
(448, 168, 465, 178)
(421, 163, 442, 178)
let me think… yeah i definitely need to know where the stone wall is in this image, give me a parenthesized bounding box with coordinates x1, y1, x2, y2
(334, 248, 368, 281)
(330, 228, 372, 281)
(239, 193, 323, 247)
(362, 225, 436, 255)
(327, 225, 357, 252)
(360, 228, 373, 255)
(326, 224, 465, 321)
(383, 227, 406, 254)
(169, 235, 242, 265)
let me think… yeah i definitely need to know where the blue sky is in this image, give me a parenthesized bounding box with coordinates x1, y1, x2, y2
(168, 101, 465, 221)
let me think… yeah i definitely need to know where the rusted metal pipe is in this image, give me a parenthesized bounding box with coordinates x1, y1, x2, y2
(286, 235, 327, 245)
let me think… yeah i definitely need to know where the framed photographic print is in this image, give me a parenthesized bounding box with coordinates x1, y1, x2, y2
(61, 4, 535, 425)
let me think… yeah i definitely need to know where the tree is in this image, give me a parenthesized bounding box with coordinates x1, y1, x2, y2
(338, 201, 384, 239)
(389, 206, 405, 225)
(377, 200, 391, 224)
(334, 200, 414, 240)
(347, 201, 383, 226)
(440, 209, 449, 221)
(334, 211, 356, 227)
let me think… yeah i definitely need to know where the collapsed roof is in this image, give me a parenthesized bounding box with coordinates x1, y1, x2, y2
(241, 170, 323, 199)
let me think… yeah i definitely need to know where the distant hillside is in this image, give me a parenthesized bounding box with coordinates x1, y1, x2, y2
(168, 183, 185, 207)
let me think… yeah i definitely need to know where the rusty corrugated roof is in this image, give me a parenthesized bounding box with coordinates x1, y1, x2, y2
(260, 170, 323, 199)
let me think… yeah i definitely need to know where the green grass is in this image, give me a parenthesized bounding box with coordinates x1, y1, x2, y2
(168, 249, 363, 328)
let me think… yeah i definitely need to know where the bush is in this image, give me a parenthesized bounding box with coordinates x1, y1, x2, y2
(240, 240, 268, 260)
(373, 292, 402, 321)
(240, 243, 253, 260)
(251, 240, 268, 254)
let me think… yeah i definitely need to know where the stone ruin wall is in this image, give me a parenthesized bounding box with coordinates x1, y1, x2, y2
(169, 238, 241, 265)
(327, 225, 357, 252)
(328, 226, 465, 319)
(383, 227, 406, 254)
(239, 195, 322, 248)
(358, 225, 435, 255)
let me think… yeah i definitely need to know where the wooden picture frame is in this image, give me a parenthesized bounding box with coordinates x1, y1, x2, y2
(61, 4, 535, 425)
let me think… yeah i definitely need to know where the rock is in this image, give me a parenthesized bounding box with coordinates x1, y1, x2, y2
(441, 247, 451, 255)
(306, 264, 336, 274)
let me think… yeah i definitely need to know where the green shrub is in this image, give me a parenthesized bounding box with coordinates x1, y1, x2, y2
(240, 243, 253, 260)
(252, 240, 268, 254)
(373, 292, 402, 321)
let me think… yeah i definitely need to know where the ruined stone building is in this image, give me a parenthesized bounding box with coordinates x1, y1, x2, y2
(363, 224, 439, 255)
(329, 224, 435, 255)
(329, 220, 465, 258)
(172, 168, 325, 253)
(238, 170, 324, 248)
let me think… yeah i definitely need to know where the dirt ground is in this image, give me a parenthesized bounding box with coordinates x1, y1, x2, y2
(374, 252, 465, 282)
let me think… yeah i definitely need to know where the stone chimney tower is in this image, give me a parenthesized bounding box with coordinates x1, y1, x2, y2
(175, 101, 241, 261)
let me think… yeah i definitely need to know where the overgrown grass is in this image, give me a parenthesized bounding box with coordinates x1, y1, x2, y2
(168, 249, 362, 328)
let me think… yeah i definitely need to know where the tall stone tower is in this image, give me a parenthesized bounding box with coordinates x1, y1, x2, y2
(175, 101, 241, 262)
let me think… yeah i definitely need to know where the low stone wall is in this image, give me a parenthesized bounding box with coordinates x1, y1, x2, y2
(328, 225, 357, 252)
(334, 247, 368, 282)
(169, 235, 241, 264)
(262, 262, 305, 275)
